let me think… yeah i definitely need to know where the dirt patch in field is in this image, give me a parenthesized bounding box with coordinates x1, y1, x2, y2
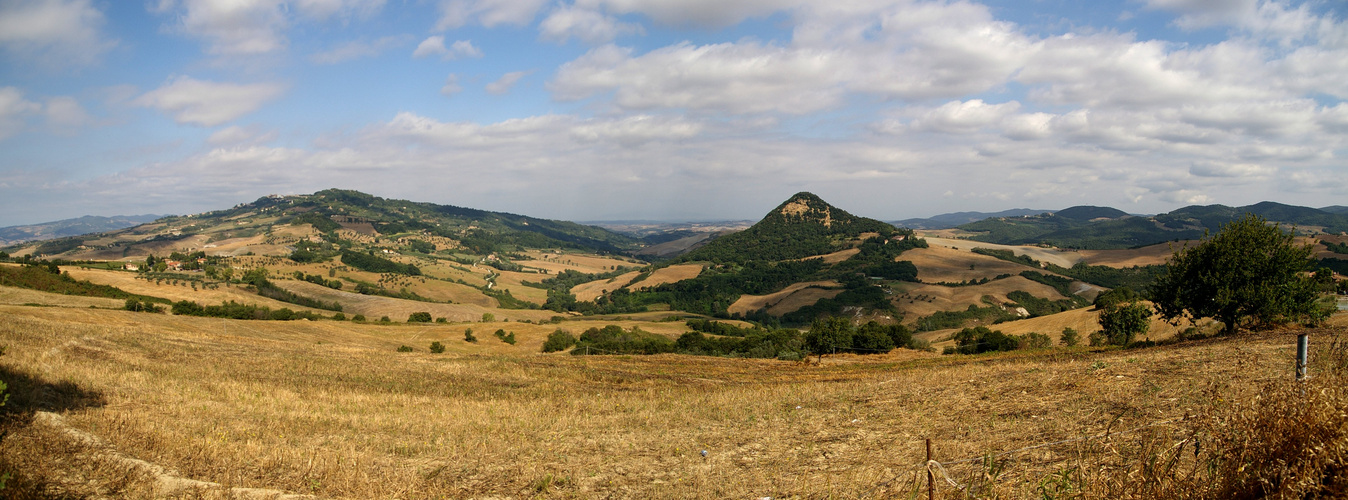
(728, 281, 842, 316)
(926, 237, 1084, 268)
(803, 248, 860, 264)
(905, 246, 1037, 283)
(629, 264, 705, 291)
(571, 271, 640, 302)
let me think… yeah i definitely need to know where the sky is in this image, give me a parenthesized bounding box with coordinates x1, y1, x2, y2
(0, 0, 1345, 227)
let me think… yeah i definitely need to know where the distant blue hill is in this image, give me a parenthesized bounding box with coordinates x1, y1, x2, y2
(0, 214, 162, 247)
(892, 208, 1051, 229)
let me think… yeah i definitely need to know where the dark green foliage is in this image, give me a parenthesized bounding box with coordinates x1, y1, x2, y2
(169, 300, 324, 321)
(352, 314, 366, 322)
(1019, 332, 1053, 349)
(804, 317, 854, 356)
(781, 285, 893, 324)
(294, 271, 342, 289)
(408, 312, 432, 323)
(33, 237, 84, 256)
(1018, 271, 1079, 299)
(542, 330, 577, 352)
(339, 250, 420, 275)
(429, 341, 445, 353)
(406, 239, 435, 254)
(397, 345, 414, 352)
(1093, 287, 1142, 310)
(1152, 214, 1325, 335)
(949, 326, 1019, 354)
(1325, 241, 1348, 255)
(674, 328, 804, 359)
(1099, 301, 1151, 346)
(1046, 262, 1166, 292)
(685, 319, 762, 337)
(851, 321, 896, 353)
(641, 259, 824, 316)
(971, 247, 1040, 268)
(914, 304, 1017, 332)
(571, 325, 675, 355)
(0, 264, 167, 304)
(1060, 327, 1079, 347)
(291, 211, 343, 232)
(123, 298, 164, 313)
(677, 192, 904, 265)
(245, 272, 343, 311)
(435, 317, 448, 323)
(333, 312, 346, 321)
(1318, 258, 1348, 276)
(379, 316, 391, 323)
(1007, 290, 1082, 317)
(464, 328, 477, 342)
(493, 329, 516, 344)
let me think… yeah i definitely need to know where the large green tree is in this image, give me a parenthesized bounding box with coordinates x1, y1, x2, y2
(1151, 214, 1325, 335)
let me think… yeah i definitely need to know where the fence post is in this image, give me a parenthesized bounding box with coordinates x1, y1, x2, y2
(926, 438, 934, 500)
(1297, 333, 1309, 381)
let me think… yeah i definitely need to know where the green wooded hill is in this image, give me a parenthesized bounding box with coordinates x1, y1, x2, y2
(959, 201, 1348, 249)
(676, 192, 904, 264)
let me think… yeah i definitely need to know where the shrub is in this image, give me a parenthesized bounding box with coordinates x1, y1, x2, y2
(396, 345, 413, 352)
(429, 341, 445, 353)
(1099, 301, 1151, 346)
(1060, 327, 1079, 347)
(1018, 332, 1053, 349)
(482, 313, 495, 322)
(353, 314, 366, 322)
(464, 328, 477, 343)
(949, 326, 1019, 354)
(333, 312, 346, 321)
(408, 311, 432, 323)
(379, 316, 391, 323)
(435, 317, 448, 323)
(542, 330, 577, 352)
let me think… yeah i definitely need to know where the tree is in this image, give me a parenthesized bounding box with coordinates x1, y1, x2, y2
(804, 317, 853, 359)
(408, 312, 432, 323)
(1060, 327, 1079, 347)
(1151, 214, 1325, 335)
(1098, 301, 1150, 346)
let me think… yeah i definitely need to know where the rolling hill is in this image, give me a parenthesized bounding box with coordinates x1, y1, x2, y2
(0, 214, 161, 247)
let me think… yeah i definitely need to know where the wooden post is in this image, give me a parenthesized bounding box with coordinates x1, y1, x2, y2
(926, 438, 934, 500)
(1297, 333, 1309, 381)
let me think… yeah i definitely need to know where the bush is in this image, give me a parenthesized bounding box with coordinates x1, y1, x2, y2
(352, 314, 366, 322)
(464, 328, 477, 343)
(1018, 332, 1053, 349)
(396, 345, 414, 352)
(481, 313, 495, 322)
(379, 316, 391, 323)
(408, 311, 432, 323)
(949, 326, 1019, 354)
(1099, 301, 1151, 346)
(542, 330, 577, 352)
(429, 341, 445, 353)
(333, 312, 346, 321)
(1060, 327, 1079, 347)
(435, 317, 448, 323)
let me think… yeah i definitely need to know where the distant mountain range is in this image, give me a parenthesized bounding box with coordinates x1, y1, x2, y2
(0, 215, 161, 246)
(950, 202, 1348, 249)
(892, 208, 1053, 229)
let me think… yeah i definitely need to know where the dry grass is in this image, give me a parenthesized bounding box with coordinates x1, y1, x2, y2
(905, 246, 1036, 283)
(3, 305, 1343, 498)
(727, 281, 842, 316)
(892, 275, 1066, 322)
(1078, 242, 1196, 267)
(804, 248, 861, 264)
(521, 251, 640, 275)
(62, 267, 333, 315)
(925, 237, 1084, 269)
(571, 271, 640, 302)
(916, 305, 1204, 349)
(0, 285, 125, 309)
(628, 264, 706, 291)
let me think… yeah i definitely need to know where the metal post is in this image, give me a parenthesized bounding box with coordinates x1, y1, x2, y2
(1297, 333, 1309, 381)
(926, 438, 934, 500)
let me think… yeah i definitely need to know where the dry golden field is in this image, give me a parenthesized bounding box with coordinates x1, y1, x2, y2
(3, 303, 1345, 498)
(904, 246, 1037, 283)
(728, 281, 842, 317)
(890, 276, 1067, 321)
(571, 271, 641, 302)
(923, 238, 1083, 269)
(627, 264, 706, 291)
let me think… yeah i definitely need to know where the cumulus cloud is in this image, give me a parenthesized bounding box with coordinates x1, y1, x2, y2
(153, 0, 389, 56)
(413, 36, 483, 60)
(0, 86, 40, 139)
(575, 0, 792, 27)
(311, 35, 412, 64)
(486, 71, 529, 95)
(539, 4, 643, 44)
(43, 96, 91, 128)
(0, 0, 116, 67)
(435, 0, 549, 30)
(440, 74, 463, 97)
(134, 76, 287, 127)
(908, 100, 1021, 133)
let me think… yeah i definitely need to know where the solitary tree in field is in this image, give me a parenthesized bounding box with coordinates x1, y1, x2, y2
(1151, 214, 1325, 335)
(1098, 301, 1150, 346)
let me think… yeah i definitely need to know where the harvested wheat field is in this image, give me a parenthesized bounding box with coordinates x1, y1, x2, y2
(904, 246, 1037, 283)
(628, 264, 706, 291)
(916, 305, 1205, 349)
(892, 276, 1067, 320)
(571, 271, 641, 302)
(1077, 242, 1196, 267)
(728, 280, 842, 316)
(3, 304, 1345, 499)
(925, 237, 1084, 269)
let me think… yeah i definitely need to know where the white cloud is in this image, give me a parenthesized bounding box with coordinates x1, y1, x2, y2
(441, 74, 463, 97)
(569, 114, 702, 146)
(154, 0, 289, 55)
(540, 4, 644, 44)
(0, 86, 40, 139)
(435, 0, 549, 30)
(908, 100, 1021, 133)
(311, 35, 411, 64)
(134, 76, 287, 127)
(1189, 161, 1276, 178)
(412, 36, 483, 60)
(43, 96, 91, 128)
(486, 71, 529, 95)
(293, 0, 387, 20)
(576, 0, 792, 28)
(0, 0, 116, 67)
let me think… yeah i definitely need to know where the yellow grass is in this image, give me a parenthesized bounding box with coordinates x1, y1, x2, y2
(0, 285, 124, 309)
(571, 271, 640, 302)
(520, 251, 640, 275)
(804, 248, 860, 264)
(1077, 241, 1196, 267)
(904, 246, 1036, 283)
(62, 267, 332, 315)
(892, 276, 1065, 322)
(628, 264, 705, 291)
(3, 304, 1343, 498)
(915, 304, 1202, 349)
(925, 237, 1084, 268)
(728, 281, 842, 316)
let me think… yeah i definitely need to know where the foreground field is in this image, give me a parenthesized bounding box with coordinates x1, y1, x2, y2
(2, 305, 1345, 498)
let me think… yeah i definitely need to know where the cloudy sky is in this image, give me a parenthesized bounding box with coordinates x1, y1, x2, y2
(0, 0, 1345, 227)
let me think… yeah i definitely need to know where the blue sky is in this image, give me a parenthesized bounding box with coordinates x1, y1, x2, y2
(0, 0, 1345, 227)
